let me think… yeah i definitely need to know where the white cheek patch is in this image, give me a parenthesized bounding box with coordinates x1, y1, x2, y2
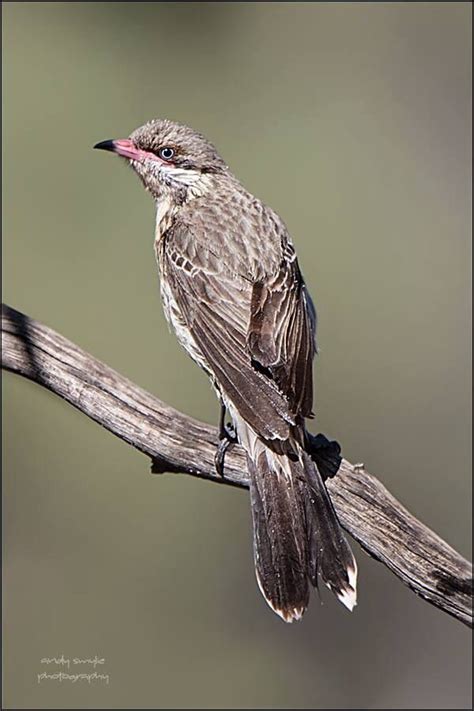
(134, 157, 213, 200)
(159, 165, 213, 197)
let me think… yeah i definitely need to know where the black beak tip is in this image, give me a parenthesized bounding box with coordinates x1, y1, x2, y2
(93, 139, 116, 152)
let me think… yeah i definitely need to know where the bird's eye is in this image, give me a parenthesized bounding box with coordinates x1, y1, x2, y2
(158, 147, 175, 161)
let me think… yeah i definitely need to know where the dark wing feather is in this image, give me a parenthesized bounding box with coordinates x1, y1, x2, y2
(162, 226, 295, 443)
(248, 259, 316, 418)
(162, 219, 316, 443)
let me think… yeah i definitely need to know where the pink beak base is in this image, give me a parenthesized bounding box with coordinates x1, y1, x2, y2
(94, 138, 162, 163)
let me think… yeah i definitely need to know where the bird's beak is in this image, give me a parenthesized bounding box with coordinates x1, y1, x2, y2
(93, 138, 143, 161)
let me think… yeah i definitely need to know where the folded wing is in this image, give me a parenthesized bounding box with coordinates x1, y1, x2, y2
(162, 221, 316, 445)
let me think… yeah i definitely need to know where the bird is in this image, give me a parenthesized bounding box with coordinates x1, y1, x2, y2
(94, 119, 357, 622)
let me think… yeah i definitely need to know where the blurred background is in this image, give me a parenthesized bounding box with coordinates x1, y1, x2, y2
(2, 2, 472, 709)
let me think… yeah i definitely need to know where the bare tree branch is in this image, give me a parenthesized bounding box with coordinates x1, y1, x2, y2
(2, 303, 472, 627)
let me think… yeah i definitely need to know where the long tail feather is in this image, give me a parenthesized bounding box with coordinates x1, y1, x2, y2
(247, 435, 357, 622)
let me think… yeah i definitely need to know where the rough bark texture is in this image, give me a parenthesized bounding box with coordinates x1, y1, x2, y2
(2, 303, 472, 627)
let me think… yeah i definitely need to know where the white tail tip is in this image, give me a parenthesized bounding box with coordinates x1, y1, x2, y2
(255, 568, 307, 623)
(325, 559, 358, 612)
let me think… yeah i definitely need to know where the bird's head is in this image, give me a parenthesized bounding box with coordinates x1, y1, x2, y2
(94, 119, 228, 201)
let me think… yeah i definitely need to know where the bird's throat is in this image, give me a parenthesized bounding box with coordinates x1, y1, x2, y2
(155, 194, 177, 242)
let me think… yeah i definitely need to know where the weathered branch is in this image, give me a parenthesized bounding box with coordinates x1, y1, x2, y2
(2, 303, 472, 627)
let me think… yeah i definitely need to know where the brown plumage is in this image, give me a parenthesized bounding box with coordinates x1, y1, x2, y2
(94, 119, 357, 622)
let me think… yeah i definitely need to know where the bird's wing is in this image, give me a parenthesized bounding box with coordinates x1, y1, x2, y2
(248, 246, 316, 419)
(161, 220, 316, 444)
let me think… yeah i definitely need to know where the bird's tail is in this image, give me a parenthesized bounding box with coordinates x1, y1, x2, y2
(247, 438, 357, 622)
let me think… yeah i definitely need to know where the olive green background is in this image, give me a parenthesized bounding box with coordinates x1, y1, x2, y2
(2, 2, 472, 709)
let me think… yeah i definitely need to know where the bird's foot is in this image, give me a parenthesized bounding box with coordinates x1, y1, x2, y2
(305, 432, 342, 481)
(215, 406, 238, 478)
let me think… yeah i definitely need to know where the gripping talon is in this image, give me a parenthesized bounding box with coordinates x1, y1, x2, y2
(215, 404, 237, 477)
(305, 432, 342, 481)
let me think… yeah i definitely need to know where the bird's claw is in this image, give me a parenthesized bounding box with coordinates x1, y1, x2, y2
(215, 406, 237, 477)
(215, 434, 236, 478)
(305, 432, 342, 481)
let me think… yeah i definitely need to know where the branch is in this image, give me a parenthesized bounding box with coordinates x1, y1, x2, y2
(2, 303, 472, 627)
